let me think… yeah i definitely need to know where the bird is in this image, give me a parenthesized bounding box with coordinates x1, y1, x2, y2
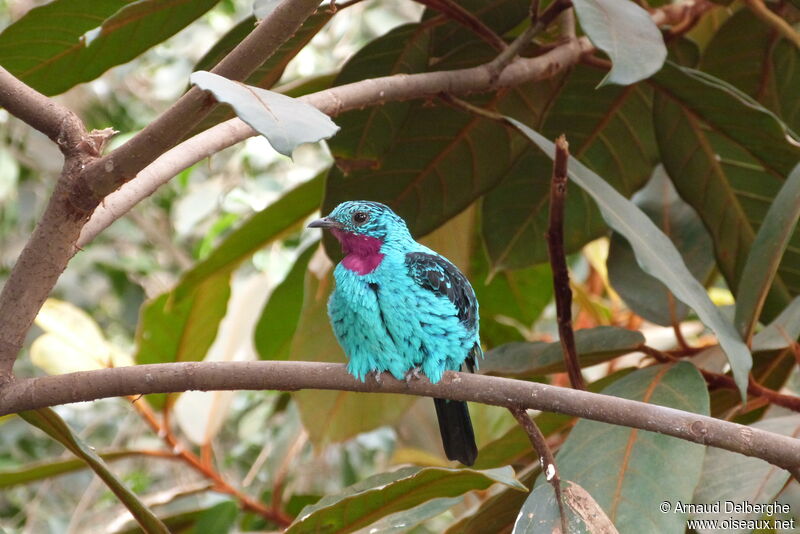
(308, 200, 481, 465)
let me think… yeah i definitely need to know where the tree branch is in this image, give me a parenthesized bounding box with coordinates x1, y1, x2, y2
(79, 37, 595, 245)
(0, 67, 88, 155)
(510, 407, 567, 533)
(2, 362, 799, 475)
(80, 0, 714, 245)
(75, 0, 324, 212)
(546, 135, 585, 390)
(742, 0, 800, 49)
(0, 0, 323, 380)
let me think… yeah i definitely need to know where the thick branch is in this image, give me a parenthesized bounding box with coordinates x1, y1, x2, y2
(0, 0, 322, 379)
(75, 0, 323, 211)
(0, 67, 87, 154)
(2, 362, 799, 474)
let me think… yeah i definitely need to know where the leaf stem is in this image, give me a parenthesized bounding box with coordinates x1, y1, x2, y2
(510, 407, 567, 533)
(546, 136, 586, 390)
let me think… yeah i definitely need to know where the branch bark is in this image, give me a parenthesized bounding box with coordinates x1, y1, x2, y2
(2, 362, 799, 475)
(546, 135, 585, 390)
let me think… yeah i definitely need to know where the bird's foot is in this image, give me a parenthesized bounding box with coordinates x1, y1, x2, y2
(368, 370, 383, 385)
(404, 367, 422, 383)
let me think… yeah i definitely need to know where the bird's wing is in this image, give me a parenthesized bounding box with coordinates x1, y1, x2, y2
(404, 251, 478, 331)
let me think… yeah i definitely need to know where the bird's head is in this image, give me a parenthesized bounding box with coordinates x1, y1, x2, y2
(308, 201, 412, 249)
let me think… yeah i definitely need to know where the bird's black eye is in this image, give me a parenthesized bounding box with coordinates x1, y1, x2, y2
(352, 211, 369, 225)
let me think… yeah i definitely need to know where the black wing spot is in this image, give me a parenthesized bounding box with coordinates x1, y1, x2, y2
(405, 252, 478, 330)
(368, 282, 397, 345)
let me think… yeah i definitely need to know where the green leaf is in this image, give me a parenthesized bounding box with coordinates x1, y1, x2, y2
(471, 226, 553, 347)
(608, 166, 715, 326)
(286, 466, 525, 534)
(188, 10, 333, 137)
(752, 296, 800, 351)
(551, 363, 709, 533)
(701, 9, 800, 133)
(512, 480, 616, 533)
(735, 163, 800, 341)
(481, 326, 645, 377)
(254, 243, 316, 360)
(508, 119, 752, 397)
(190, 71, 339, 156)
(484, 65, 657, 270)
(135, 269, 231, 409)
(445, 466, 537, 534)
(474, 412, 573, 470)
(651, 62, 800, 176)
(653, 74, 798, 324)
(0, 0, 219, 95)
(323, 40, 567, 249)
(692, 415, 800, 528)
(191, 501, 238, 534)
(20, 408, 168, 533)
(0, 450, 148, 489)
(353, 497, 462, 533)
(290, 266, 416, 446)
(572, 0, 666, 86)
(426, 0, 529, 57)
(175, 173, 323, 300)
(328, 23, 432, 165)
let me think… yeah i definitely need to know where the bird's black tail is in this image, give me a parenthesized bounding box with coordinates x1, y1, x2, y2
(433, 397, 477, 466)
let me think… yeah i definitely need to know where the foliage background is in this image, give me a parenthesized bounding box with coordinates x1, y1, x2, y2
(0, 0, 799, 532)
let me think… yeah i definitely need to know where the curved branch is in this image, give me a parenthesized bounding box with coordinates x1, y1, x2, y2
(76, 0, 324, 210)
(0, 67, 88, 154)
(79, 37, 594, 245)
(2, 362, 799, 474)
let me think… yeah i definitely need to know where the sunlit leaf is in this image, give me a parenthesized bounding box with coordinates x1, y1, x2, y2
(190, 71, 339, 156)
(505, 118, 753, 397)
(0, 0, 219, 95)
(551, 363, 708, 532)
(135, 269, 231, 409)
(21, 408, 168, 533)
(32, 299, 133, 374)
(286, 466, 525, 533)
(572, 0, 666, 85)
(0, 450, 152, 489)
(175, 173, 324, 300)
(255, 243, 317, 361)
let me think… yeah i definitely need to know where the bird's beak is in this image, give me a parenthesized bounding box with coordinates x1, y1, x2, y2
(307, 217, 342, 230)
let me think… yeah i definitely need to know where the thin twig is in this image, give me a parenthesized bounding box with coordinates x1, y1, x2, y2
(414, 0, 506, 50)
(129, 397, 292, 526)
(486, 0, 574, 80)
(742, 0, 800, 49)
(2, 362, 800, 475)
(547, 135, 586, 390)
(510, 407, 567, 533)
(639, 345, 800, 413)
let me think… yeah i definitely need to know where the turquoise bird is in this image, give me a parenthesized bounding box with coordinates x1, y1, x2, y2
(308, 201, 481, 465)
